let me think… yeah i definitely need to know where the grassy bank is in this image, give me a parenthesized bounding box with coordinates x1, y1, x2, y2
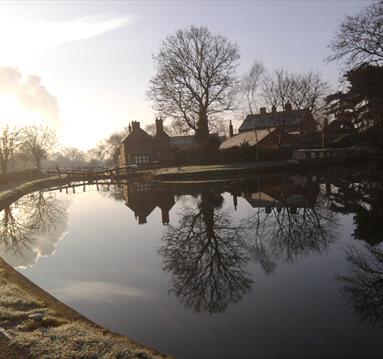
(0, 258, 166, 359)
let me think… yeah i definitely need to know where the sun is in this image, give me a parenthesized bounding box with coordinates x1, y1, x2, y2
(0, 94, 46, 128)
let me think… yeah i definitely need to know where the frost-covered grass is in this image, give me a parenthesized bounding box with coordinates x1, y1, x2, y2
(0, 266, 164, 358)
(0, 268, 44, 325)
(11, 322, 158, 359)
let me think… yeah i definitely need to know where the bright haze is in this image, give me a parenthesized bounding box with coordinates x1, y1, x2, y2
(0, 0, 372, 150)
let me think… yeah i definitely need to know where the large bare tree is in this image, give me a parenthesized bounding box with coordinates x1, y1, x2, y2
(148, 26, 240, 144)
(327, 1, 383, 69)
(21, 124, 57, 171)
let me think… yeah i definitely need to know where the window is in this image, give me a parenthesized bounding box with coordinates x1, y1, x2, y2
(310, 152, 316, 159)
(319, 152, 324, 158)
(134, 154, 150, 164)
(134, 183, 151, 192)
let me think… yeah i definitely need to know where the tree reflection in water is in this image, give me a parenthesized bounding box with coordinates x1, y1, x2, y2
(159, 189, 253, 314)
(0, 192, 67, 259)
(244, 184, 337, 273)
(337, 244, 383, 327)
(329, 177, 383, 245)
(0, 206, 32, 255)
(159, 181, 339, 314)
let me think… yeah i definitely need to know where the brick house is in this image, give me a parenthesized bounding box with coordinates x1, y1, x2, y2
(120, 121, 154, 166)
(238, 103, 317, 136)
(120, 118, 225, 166)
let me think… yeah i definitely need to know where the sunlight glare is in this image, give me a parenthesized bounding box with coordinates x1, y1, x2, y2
(0, 94, 46, 128)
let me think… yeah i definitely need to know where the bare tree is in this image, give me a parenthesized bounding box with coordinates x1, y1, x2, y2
(61, 147, 85, 163)
(148, 26, 240, 144)
(241, 61, 266, 115)
(263, 69, 328, 114)
(327, 1, 383, 69)
(21, 125, 57, 171)
(241, 61, 266, 160)
(0, 125, 22, 174)
(95, 127, 130, 165)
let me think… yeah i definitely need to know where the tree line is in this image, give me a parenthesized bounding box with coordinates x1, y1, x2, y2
(0, 124, 105, 176)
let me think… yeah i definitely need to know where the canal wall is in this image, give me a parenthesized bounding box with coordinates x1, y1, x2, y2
(0, 176, 78, 209)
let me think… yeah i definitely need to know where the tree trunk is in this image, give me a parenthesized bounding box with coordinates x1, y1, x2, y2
(36, 158, 42, 173)
(1, 160, 7, 175)
(195, 108, 209, 146)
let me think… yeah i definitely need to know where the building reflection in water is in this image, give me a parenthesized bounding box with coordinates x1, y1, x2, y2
(123, 181, 175, 225)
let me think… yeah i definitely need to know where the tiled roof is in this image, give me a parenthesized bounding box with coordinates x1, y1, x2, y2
(239, 109, 308, 132)
(219, 128, 276, 150)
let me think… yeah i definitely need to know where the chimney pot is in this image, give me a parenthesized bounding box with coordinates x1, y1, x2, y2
(285, 102, 292, 111)
(132, 121, 140, 131)
(272, 105, 276, 113)
(260, 107, 267, 115)
(229, 120, 234, 137)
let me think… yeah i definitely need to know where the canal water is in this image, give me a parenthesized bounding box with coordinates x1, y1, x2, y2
(1, 167, 382, 358)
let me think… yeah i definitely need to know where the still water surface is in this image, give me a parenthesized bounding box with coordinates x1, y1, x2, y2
(1, 167, 382, 358)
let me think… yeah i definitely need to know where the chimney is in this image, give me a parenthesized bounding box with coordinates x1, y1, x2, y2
(155, 117, 164, 135)
(285, 102, 292, 112)
(128, 123, 132, 133)
(229, 120, 234, 137)
(132, 121, 140, 131)
(272, 105, 276, 113)
(161, 207, 170, 225)
(260, 107, 267, 115)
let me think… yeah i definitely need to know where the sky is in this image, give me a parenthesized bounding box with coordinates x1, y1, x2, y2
(0, 0, 374, 150)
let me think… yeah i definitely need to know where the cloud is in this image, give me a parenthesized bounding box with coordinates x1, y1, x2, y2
(0, 198, 72, 268)
(51, 281, 153, 303)
(0, 14, 138, 51)
(0, 66, 61, 127)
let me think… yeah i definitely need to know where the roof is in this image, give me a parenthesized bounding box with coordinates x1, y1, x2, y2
(245, 191, 281, 208)
(219, 128, 276, 150)
(122, 128, 152, 143)
(170, 135, 196, 147)
(170, 134, 225, 148)
(239, 109, 309, 132)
